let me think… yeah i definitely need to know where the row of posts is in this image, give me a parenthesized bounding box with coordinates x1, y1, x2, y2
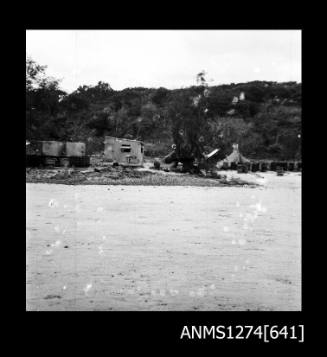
(227, 161, 302, 173)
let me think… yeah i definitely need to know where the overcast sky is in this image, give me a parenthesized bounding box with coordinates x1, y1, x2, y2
(26, 30, 301, 93)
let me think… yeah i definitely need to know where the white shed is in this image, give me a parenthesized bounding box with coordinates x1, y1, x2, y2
(104, 136, 144, 166)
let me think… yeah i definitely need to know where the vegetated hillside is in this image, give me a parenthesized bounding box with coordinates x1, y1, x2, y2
(26, 58, 301, 160)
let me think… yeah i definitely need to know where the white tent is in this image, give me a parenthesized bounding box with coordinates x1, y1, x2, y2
(216, 144, 250, 169)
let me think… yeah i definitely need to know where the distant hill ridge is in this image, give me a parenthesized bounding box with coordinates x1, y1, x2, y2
(26, 69, 301, 160)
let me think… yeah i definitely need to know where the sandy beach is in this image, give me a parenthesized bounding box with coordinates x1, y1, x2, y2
(26, 171, 301, 311)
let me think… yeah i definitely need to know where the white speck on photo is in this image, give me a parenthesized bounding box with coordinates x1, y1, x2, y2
(48, 199, 58, 208)
(51, 240, 61, 248)
(83, 283, 92, 294)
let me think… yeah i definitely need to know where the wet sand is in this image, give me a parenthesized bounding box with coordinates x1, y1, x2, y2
(26, 172, 301, 311)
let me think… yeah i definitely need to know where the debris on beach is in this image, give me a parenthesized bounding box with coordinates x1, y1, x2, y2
(26, 164, 257, 187)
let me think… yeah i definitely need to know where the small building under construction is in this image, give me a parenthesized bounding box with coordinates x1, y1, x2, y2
(104, 136, 144, 166)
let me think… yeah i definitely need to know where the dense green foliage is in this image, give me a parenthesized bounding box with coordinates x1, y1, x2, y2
(26, 58, 301, 160)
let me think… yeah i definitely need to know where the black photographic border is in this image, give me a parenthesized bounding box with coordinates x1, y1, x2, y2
(20, 17, 309, 349)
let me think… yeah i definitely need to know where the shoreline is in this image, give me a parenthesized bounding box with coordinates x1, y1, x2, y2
(26, 167, 258, 187)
